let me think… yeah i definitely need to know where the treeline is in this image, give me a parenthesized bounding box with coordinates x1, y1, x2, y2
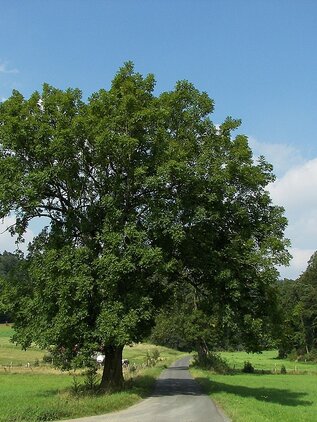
(150, 252, 317, 362)
(0, 251, 24, 323)
(149, 282, 279, 359)
(277, 252, 317, 360)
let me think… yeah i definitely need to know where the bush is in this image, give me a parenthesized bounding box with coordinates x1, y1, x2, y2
(287, 349, 298, 361)
(152, 348, 160, 361)
(287, 348, 317, 363)
(242, 361, 255, 373)
(280, 364, 287, 374)
(306, 349, 317, 362)
(71, 374, 82, 395)
(83, 367, 100, 392)
(42, 353, 53, 364)
(144, 349, 161, 367)
(193, 352, 231, 374)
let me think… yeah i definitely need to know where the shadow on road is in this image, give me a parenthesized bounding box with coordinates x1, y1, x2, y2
(152, 377, 204, 397)
(167, 365, 189, 370)
(196, 377, 313, 407)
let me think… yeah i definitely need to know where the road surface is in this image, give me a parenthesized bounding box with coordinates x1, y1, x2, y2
(60, 356, 230, 422)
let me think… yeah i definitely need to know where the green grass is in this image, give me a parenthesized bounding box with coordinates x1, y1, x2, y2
(0, 324, 14, 337)
(191, 350, 317, 422)
(0, 371, 149, 422)
(0, 324, 186, 421)
(220, 350, 317, 374)
(0, 324, 44, 366)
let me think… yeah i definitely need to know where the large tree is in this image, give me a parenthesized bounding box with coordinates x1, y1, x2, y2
(0, 63, 289, 389)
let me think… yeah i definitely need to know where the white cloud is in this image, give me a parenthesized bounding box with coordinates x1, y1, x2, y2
(278, 248, 314, 280)
(248, 137, 317, 279)
(0, 216, 34, 255)
(0, 61, 19, 74)
(268, 158, 317, 213)
(265, 156, 317, 279)
(249, 137, 303, 177)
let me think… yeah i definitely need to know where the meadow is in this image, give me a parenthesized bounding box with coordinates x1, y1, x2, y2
(0, 324, 184, 422)
(3, 322, 317, 422)
(191, 350, 317, 422)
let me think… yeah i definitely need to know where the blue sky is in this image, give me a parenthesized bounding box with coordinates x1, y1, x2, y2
(1, 0, 317, 279)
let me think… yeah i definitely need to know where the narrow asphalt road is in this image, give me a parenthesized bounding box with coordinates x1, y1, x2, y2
(60, 356, 230, 422)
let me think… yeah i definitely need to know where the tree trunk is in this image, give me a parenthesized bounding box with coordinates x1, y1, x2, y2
(100, 345, 124, 390)
(197, 338, 209, 364)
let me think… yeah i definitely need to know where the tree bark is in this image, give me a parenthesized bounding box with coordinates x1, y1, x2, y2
(100, 345, 124, 390)
(197, 339, 209, 364)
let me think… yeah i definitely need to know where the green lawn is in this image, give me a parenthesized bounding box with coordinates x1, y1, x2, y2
(0, 371, 151, 422)
(5, 322, 316, 422)
(0, 324, 44, 366)
(220, 349, 317, 374)
(0, 324, 186, 421)
(191, 350, 317, 422)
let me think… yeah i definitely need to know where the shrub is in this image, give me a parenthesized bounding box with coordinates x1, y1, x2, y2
(287, 349, 298, 361)
(287, 348, 317, 363)
(280, 364, 287, 374)
(242, 361, 255, 373)
(71, 374, 82, 395)
(144, 349, 161, 367)
(152, 348, 160, 361)
(83, 367, 100, 392)
(193, 352, 231, 374)
(42, 353, 53, 364)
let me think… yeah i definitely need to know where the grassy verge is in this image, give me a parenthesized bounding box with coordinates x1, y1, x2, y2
(190, 350, 317, 422)
(0, 325, 185, 421)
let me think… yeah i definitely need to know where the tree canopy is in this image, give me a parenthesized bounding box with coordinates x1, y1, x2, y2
(0, 63, 290, 389)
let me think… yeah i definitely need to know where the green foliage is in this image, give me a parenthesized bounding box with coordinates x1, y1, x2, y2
(83, 367, 100, 393)
(242, 361, 255, 373)
(0, 63, 290, 388)
(150, 287, 222, 352)
(0, 251, 23, 322)
(151, 283, 277, 356)
(193, 352, 231, 374)
(0, 251, 20, 279)
(280, 364, 287, 374)
(144, 348, 160, 367)
(42, 354, 53, 364)
(277, 252, 317, 359)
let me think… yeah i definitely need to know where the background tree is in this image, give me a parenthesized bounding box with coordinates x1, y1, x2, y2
(277, 252, 317, 358)
(0, 63, 289, 389)
(0, 251, 24, 323)
(149, 285, 222, 354)
(150, 282, 278, 357)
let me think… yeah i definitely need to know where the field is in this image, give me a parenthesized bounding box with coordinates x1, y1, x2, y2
(0, 324, 43, 366)
(3, 323, 317, 422)
(0, 324, 185, 422)
(191, 350, 317, 422)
